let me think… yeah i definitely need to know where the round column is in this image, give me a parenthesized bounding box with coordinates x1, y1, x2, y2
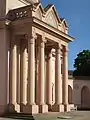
(9, 41, 20, 112)
(23, 34, 38, 114)
(63, 46, 69, 111)
(39, 38, 48, 113)
(39, 41, 45, 104)
(55, 45, 61, 104)
(52, 44, 64, 112)
(46, 49, 52, 110)
(21, 46, 28, 106)
(11, 45, 17, 104)
(28, 37, 35, 105)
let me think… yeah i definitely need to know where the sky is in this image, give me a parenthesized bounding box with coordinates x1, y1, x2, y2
(41, 0, 90, 70)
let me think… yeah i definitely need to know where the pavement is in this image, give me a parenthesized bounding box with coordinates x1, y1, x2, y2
(0, 111, 90, 120)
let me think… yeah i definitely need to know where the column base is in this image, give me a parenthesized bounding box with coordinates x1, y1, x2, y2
(8, 103, 20, 113)
(23, 104, 38, 114)
(20, 103, 26, 112)
(52, 104, 64, 112)
(69, 104, 75, 111)
(64, 104, 71, 112)
(47, 104, 52, 111)
(39, 104, 48, 113)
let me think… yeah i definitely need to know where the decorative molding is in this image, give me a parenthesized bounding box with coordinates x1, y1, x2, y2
(32, 27, 37, 39)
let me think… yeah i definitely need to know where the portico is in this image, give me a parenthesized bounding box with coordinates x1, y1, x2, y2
(0, 2, 74, 115)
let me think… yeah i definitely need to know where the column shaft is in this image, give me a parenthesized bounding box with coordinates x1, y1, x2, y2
(17, 43, 20, 104)
(38, 39, 48, 113)
(52, 44, 64, 112)
(39, 41, 45, 104)
(55, 46, 61, 104)
(28, 37, 35, 105)
(9, 39, 20, 112)
(46, 50, 52, 109)
(23, 34, 38, 114)
(63, 47, 68, 105)
(11, 45, 17, 104)
(21, 47, 28, 105)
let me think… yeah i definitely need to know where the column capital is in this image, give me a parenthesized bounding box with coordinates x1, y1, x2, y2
(56, 43, 62, 54)
(64, 46, 68, 52)
(41, 33, 47, 43)
(32, 28, 37, 39)
(47, 51, 52, 60)
(46, 47, 52, 57)
(26, 29, 37, 44)
(40, 34, 46, 48)
(64, 46, 68, 56)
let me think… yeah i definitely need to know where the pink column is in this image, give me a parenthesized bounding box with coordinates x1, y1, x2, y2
(52, 44, 64, 112)
(20, 45, 28, 110)
(23, 35, 38, 114)
(38, 38, 48, 113)
(46, 49, 52, 111)
(9, 39, 20, 112)
(63, 46, 69, 111)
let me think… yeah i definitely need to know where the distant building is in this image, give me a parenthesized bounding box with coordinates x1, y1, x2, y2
(0, 0, 74, 115)
(68, 71, 90, 109)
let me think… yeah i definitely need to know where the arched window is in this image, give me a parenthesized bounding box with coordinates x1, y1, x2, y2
(81, 86, 90, 109)
(68, 85, 73, 104)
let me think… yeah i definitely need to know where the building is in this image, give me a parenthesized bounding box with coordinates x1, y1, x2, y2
(0, 0, 74, 115)
(68, 75, 90, 109)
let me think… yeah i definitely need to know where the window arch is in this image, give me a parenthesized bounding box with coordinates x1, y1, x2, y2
(68, 85, 73, 104)
(81, 86, 90, 108)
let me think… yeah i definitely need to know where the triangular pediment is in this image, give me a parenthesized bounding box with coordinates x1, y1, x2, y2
(33, 3, 69, 32)
(34, 3, 43, 20)
(44, 5, 61, 28)
(34, 7, 42, 19)
(61, 18, 68, 28)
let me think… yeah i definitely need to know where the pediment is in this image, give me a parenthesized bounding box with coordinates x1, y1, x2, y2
(44, 5, 61, 28)
(61, 18, 68, 28)
(34, 3, 43, 20)
(34, 7, 42, 20)
(45, 11, 58, 28)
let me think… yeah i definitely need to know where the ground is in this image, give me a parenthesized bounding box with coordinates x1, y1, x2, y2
(0, 111, 90, 120)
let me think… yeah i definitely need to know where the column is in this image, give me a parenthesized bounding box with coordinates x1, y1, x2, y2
(20, 44, 28, 111)
(23, 35, 38, 114)
(46, 49, 52, 111)
(35, 45, 40, 104)
(9, 39, 20, 112)
(17, 40, 20, 105)
(38, 37, 48, 113)
(63, 46, 69, 111)
(52, 44, 64, 112)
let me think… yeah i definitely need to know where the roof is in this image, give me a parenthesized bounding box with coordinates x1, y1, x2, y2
(44, 4, 53, 12)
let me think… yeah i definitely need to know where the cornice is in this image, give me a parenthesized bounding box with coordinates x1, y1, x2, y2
(32, 17, 75, 42)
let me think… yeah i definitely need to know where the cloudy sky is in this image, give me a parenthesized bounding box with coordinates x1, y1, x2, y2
(41, 0, 90, 70)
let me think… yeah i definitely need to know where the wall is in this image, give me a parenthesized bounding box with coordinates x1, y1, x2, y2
(0, 27, 9, 113)
(68, 78, 90, 109)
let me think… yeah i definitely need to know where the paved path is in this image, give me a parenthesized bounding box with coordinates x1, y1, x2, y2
(0, 111, 90, 120)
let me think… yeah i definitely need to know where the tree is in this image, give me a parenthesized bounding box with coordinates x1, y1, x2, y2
(73, 50, 90, 76)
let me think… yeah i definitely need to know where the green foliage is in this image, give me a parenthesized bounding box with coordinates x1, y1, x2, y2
(73, 50, 90, 76)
